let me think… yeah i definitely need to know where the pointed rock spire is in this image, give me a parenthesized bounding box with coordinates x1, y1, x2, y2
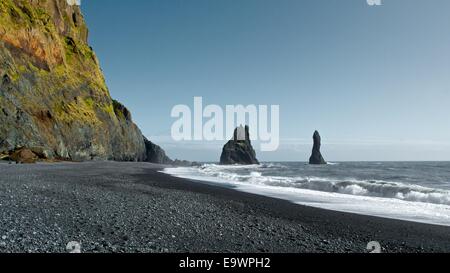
(220, 125, 259, 165)
(309, 131, 327, 165)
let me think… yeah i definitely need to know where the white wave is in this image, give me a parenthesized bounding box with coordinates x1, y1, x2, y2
(326, 162, 339, 165)
(162, 165, 450, 226)
(192, 164, 450, 206)
(199, 163, 261, 171)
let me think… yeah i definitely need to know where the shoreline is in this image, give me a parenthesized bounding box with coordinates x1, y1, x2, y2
(162, 163, 450, 227)
(149, 167, 450, 252)
(1, 161, 449, 253)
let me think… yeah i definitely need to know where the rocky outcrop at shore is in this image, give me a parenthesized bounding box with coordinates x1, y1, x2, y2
(144, 137, 173, 164)
(220, 125, 259, 165)
(0, 0, 167, 162)
(143, 137, 196, 166)
(309, 131, 327, 165)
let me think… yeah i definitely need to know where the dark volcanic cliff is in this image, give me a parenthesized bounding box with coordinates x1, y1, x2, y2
(0, 0, 166, 162)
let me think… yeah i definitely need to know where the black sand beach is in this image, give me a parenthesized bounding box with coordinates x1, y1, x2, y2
(0, 161, 449, 253)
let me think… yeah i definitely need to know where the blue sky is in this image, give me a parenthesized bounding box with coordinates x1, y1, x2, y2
(82, 0, 450, 161)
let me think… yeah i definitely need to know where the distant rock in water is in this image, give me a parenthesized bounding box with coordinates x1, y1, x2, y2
(309, 131, 327, 165)
(220, 125, 259, 165)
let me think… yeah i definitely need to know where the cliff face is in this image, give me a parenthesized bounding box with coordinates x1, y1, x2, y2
(0, 0, 150, 161)
(143, 137, 173, 165)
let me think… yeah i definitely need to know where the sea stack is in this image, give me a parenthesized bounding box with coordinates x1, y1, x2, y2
(309, 131, 327, 165)
(220, 125, 259, 165)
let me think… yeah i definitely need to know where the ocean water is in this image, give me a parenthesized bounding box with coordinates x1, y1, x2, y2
(163, 162, 450, 226)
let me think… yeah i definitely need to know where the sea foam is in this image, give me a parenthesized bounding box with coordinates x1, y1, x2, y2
(163, 162, 450, 226)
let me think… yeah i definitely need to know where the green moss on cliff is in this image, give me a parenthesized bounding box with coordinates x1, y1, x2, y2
(1, 0, 108, 95)
(53, 99, 100, 125)
(112, 100, 129, 121)
(1, 0, 147, 161)
(0, 0, 51, 31)
(84, 97, 94, 108)
(102, 103, 115, 116)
